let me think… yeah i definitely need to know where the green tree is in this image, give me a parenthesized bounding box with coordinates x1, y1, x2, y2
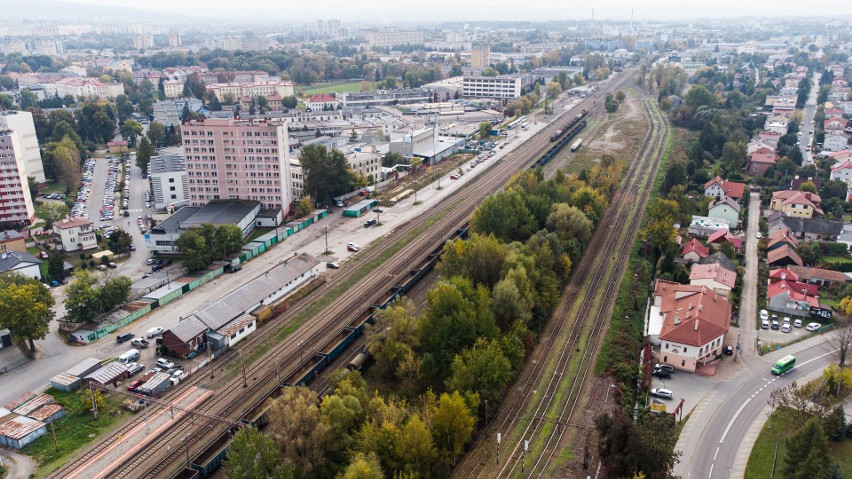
(367, 299, 420, 380)
(340, 452, 383, 479)
(445, 338, 513, 418)
(98, 276, 132, 312)
(299, 145, 355, 203)
(640, 198, 680, 252)
(296, 197, 314, 217)
(282, 95, 298, 109)
(0, 273, 54, 353)
(53, 136, 81, 194)
(146, 121, 166, 146)
(114, 94, 135, 123)
(781, 417, 830, 479)
(63, 270, 101, 322)
(266, 386, 331, 473)
(438, 233, 507, 288)
(684, 84, 715, 109)
(223, 427, 294, 479)
(470, 189, 536, 243)
(546, 81, 562, 99)
(46, 251, 65, 280)
(107, 229, 133, 254)
(799, 181, 817, 193)
(478, 121, 492, 139)
(35, 202, 70, 229)
(827, 463, 844, 479)
(119, 119, 142, 147)
(136, 136, 156, 171)
(174, 229, 208, 271)
(545, 203, 593, 246)
(431, 391, 475, 463)
(382, 151, 406, 168)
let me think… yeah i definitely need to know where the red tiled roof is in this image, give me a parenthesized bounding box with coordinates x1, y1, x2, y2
(658, 285, 731, 347)
(689, 263, 737, 289)
(681, 238, 710, 258)
(707, 229, 743, 249)
(52, 217, 93, 230)
(771, 190, 823, 215)
(769, 268, 799, 282)
(767, 280, 819, 305)
(767, 229, 799, 250)
(767, 246, 804, 266)
(787, 266, 848, 283)
(308, 94, 338, 102)
(749, 147, 780, 164)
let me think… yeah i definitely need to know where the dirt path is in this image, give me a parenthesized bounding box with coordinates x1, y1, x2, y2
(0, 448, 36, 479)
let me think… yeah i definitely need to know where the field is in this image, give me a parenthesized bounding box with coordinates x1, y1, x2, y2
(744, 410, 852, 479)
(297, 81, 363, 96)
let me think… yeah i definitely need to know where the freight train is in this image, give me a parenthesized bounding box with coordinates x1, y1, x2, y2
(549, 109, 588, 142)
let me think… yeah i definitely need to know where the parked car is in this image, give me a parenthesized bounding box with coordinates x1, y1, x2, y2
(127, 380, 144, 391)
(116, 332, 134, 344)
(651, 368, 671, 379)
(755, 232, 763, 239)
(450, 174, 460, 180)
(129, 244, 136, 251)
(49, 280, 61, 287)
(364, 218, 377, 228)
(650, 388, 674, 400)
(771, 319, 780, 330)
(327, 262, 340, 269)
(793, 319, 803, 328)
(108, 262, 117, 269)
(781, 324, 792, 333)
(156, 358, 175, 369)
(806, 322, 822, 332)
(653, 363, 675, 374)
(347, 242, 360, 252)
(131, 338, 150, 348)
(724, 345, 734, 355)
(126, 363, 145, 376)
(373, 208, 383, 213)
(759, 310, 769, 321)
(146, 327, 164, 338)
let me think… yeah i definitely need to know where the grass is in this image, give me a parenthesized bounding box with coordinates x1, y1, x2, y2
(38, 182, 66, 195)
(823, 255, 852, 264)
(745, 409, 852, 479)
(298, 81, 363, 96)
(246, 227, 274, 243)
(25, 388, 129, 478)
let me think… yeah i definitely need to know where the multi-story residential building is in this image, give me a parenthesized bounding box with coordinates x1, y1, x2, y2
(52, 217, 97, 251)
(148, 155, 189, 211)
(153, 99, 206, 128)
(462, 74, 534, 99)
(361, 29, 424, 48)
(206, 81, 294, 103)
(306, 94, 340, 111)
(770, 190, 823, 219)
(470, 47, 491, 68)
(0, 129, 37, 226)
(336, 89, 431, 107)
(181, 118, 293, 211)
(162, 79, 184, 99)
(44, 77, 125, 99)
(132, 34, 154, 50)
(824, 132, 849, 152)
(0, 110, 45, 183)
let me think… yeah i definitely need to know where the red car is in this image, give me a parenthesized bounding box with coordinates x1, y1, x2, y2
(126, 380, 143, 391)
(450, 174, 460, 180)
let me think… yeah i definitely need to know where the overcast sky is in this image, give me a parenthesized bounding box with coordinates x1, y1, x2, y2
(66, 0, 852, 23)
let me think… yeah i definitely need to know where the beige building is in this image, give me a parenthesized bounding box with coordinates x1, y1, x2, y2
(0, 230, 26, 253)
(53, 217, 97, 252)
(770, 190, 823, 219)
(471, 47, 491, 68)
(46, 77, 125, 100)
(361, 29, 424, 48)
(206, 81, 294, 102)
(163, 79, 184, 99)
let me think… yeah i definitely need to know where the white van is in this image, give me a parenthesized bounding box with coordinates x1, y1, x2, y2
(118, 349, 140, 364)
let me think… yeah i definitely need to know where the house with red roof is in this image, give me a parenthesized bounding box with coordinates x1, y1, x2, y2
(681, 238, 710, 263)
(824, 118, 846, 132)
(708, 197, 741, 225)
(768, 268, 800, 284)
(787, 266, 850, 287)
(767, 246, 804, 267)
(767, 279, 821, 317)
(756, 131, 782, 146)
(707, 228, 743, 251)
(689, 263, 737, 298)
(703, 176, 746, 202)
(770, 190, 823, 219)
(650, 280, 731, 372)
(306, 94, 340, 111)
(824, 108, 844, 119)
(766, 229, 799, 252)
(747, 147, 779, 175)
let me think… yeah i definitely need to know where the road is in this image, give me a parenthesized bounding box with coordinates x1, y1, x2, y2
(800, 72, 820, 165)
(738, 192, 760, 356)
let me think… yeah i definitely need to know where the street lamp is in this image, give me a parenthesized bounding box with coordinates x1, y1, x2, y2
(323, 226, 329, 254)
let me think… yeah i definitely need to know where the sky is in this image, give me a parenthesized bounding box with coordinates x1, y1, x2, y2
(64, 0, 852, 23)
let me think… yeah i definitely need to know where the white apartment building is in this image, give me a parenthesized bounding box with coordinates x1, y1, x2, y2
(181, 118, 293, 211)
(361, 29, 424, 48)
(0, 110, 46, 183)
(52, 217, 97, 251)
(148, 155, 189, 211)
(462, 74, 534, 99)
(44, 77, 125, 99)
(205, 81, 294, 102)
(163, 79, 184, 99)
(0, 128, 36, 225)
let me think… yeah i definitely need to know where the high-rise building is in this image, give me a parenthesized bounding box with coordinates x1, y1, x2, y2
(0, 111, 45, 183)
(181, 118, 293, 212)
(327, 19, 342, 39)
(471, 46, 491, 69)
(0, 123, 38, 226)
(148, 154, 189, 210)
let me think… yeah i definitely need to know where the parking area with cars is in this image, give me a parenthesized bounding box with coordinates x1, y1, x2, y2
(757, 308, 819, 344)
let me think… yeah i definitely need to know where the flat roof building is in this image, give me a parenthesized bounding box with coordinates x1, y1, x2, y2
(462, 73, 535, 100)
(144, 200, 261, 254)
(148, 155, 188, 211)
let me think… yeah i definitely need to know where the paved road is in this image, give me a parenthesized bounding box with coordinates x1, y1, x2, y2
(737, 192, 760, 356)
(800, 72, 820, 165)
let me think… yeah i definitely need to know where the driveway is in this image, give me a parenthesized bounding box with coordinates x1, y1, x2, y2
(733, 191, 760, 357)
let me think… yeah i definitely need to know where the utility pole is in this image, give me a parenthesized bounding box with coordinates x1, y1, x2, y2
(324, 225, 329, 254)
(89, 384, 99, 419)
(496, 432, 501, 465)
(238, 349, 248, 388)
(51, 420, 58, 452)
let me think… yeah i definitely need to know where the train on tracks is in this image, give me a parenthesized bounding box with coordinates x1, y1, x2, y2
(182, 224, 471, 479)
(533, 109, 588, 169)
(549, 110, 587, 142)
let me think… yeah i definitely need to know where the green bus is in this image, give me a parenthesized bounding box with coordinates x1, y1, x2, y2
(771, 355, 796, 375)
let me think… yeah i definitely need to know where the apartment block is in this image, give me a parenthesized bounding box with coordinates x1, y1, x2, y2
(462, 74, 534, 99)
(181, 118, 293, 212)
(162, 79, 184, 99)
(361, 29, 424, 48)
(470, 47, 491, 68)
(0, 111, 45, 183)
(0, 129, 36, 225)
(205, 81, 294, 102)
(148, 155, 189, 211)
(44, 77, 125, 99)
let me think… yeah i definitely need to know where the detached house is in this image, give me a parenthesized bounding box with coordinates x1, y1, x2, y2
(747, 147, 779, 175)
(707, 228, 743, 251)
(707, 197, 741, 225)
(306, 94, 340, 111)
(689, 263, 736, 298)
(767, 246, 804, 267)
(824, 132, 849, 152)
(52, 217, 97, 252)
(770, 190, 823, 219)
(648, 280, 731, 372)
(703, 176, 746, 202)
(824, 118, 846, 132)
(682, 238, 710, 263)
(766, 229, 799, 252)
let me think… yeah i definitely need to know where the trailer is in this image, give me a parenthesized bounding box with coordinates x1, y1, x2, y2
(342, 199, 378, 218)
(570, 138, 583, 152)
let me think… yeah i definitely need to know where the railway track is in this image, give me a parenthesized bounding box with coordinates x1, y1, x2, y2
(50, 72, 634, 479)
(454, 93, 668, 478)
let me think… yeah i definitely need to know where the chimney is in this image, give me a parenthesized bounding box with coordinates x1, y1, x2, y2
(688, 302, 694, 310)
(694, 320, 699, 331)
(781, 272, 786, 280)
(674, 313, 681, 325)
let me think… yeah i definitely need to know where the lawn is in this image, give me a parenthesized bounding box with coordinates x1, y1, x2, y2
(823, 255, 852, 264)
(25, 388, 131, 478)
(298, 81, 363, 96)
(745, 409, 852, 479)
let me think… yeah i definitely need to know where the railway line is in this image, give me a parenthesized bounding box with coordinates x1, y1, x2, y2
(454, 93, 669, 478)
(49, 71, 635, 479)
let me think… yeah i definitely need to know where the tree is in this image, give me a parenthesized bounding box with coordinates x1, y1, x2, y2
(358, 81, 374, 93)
(825, 320, 852, 397)
(107, 229, 133, 254)
(146, 121, 166, 146)
(136, 137, 156, 171)
(266, 386, 331, 473)
(174, 229, 208, 271)
(640, 198, 680, 253)
(546, 203, 593, 246)
(431, 391, 475, 463)
(340, 452, 383, 479)
(114, 94, 135, 123)
(768, 381, 829, 429)
(781, 417, 830, 479)
(296, 197, 314, 217)
(382, 151, 406, 168)
(684, 84, 715, 109)
(64, 270, 101, 323)
(445, 338, 513, 417)
(470, 190, 536, 243)
(299, 145, 355, 204)
(52, 136, 82, 194)
(0, 273, 54, 353)
(478, 121, 492, 139)
(367, 299, 420, 380)
(35, 202, 70, 229)
(282, 95, 298, 109)
(546, 81, 562, 99)
(98, 276, 132, 312)
(223, 427, 294, 479)
(119, 120, 142, 147)
(46, 251, 64, 280)
(409, 157, 422, 174)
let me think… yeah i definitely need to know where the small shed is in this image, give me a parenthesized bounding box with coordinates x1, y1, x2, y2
(3, 392, 36, 412)
(27, 404, 65, 424)
(0, 415, 47, 449)
(137, 372, 172, 397)
(161, 316, 208, 359)
(342, 199, 377, 217)
(50, 372, 82, 392)
(84, 362, 129, 387)
(8, 393, 54, 416)
(66, 357, 103, 378)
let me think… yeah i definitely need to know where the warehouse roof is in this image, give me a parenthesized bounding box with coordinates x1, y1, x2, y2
(168, 316, 207, 342)
(84, 362, 128, 385)
(0, 415, 44, 440)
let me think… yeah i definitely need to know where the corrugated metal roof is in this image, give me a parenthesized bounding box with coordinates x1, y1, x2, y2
(0, 408, 11, 420)
(66, 357, 102, 377)
(84, 362, 128, 385)
(50, 373, 80, 386)
(27, 404, 64, 422)
(0, 415, 45, 439)
(192, 253, 319, 331)
(216, 314, 254, 337)
(3, 392, 35, 411)
(168, 315, 207, 342)
(10, 393, 54, 416)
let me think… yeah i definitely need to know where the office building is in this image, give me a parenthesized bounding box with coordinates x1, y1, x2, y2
(0, 110, 46, 183)
(462, 74, 534, 99)
(180, 118, 293, 211)
(148, 155, 189, 211)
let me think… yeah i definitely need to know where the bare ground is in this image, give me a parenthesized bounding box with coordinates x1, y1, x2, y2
(0, 448, 36, 479)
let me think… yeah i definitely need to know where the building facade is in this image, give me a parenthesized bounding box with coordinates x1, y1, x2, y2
(361, 29, 424, 48)
(45, 77, 124, 99)
(181, 118, 293, 211)
(462, 74, 534, 99)
(0, 110, 45, 183)
(153, 99, 206, 128)
(52, 217, 97, 251)
(0, 128, 37, 225)
(148, 155, 189, 211)
(471, 47, 491, 68)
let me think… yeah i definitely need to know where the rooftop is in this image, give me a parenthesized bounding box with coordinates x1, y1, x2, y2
(180, 200, 260, 229)
(53, 217, 93, 230)
(149, 154, 186, 174)
(689, 263, 736, 289)
(656, 283, 731, 347)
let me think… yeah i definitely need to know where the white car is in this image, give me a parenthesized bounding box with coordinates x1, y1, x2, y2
(650, 388, 674, 400)
(146, 326, 164, 338)
(806, 322, 822, 332)
(155, 358, 175, 369)
(793, 319, 803, 328)
(755, 232, 762, 239)
(759, 309, 769, 321)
